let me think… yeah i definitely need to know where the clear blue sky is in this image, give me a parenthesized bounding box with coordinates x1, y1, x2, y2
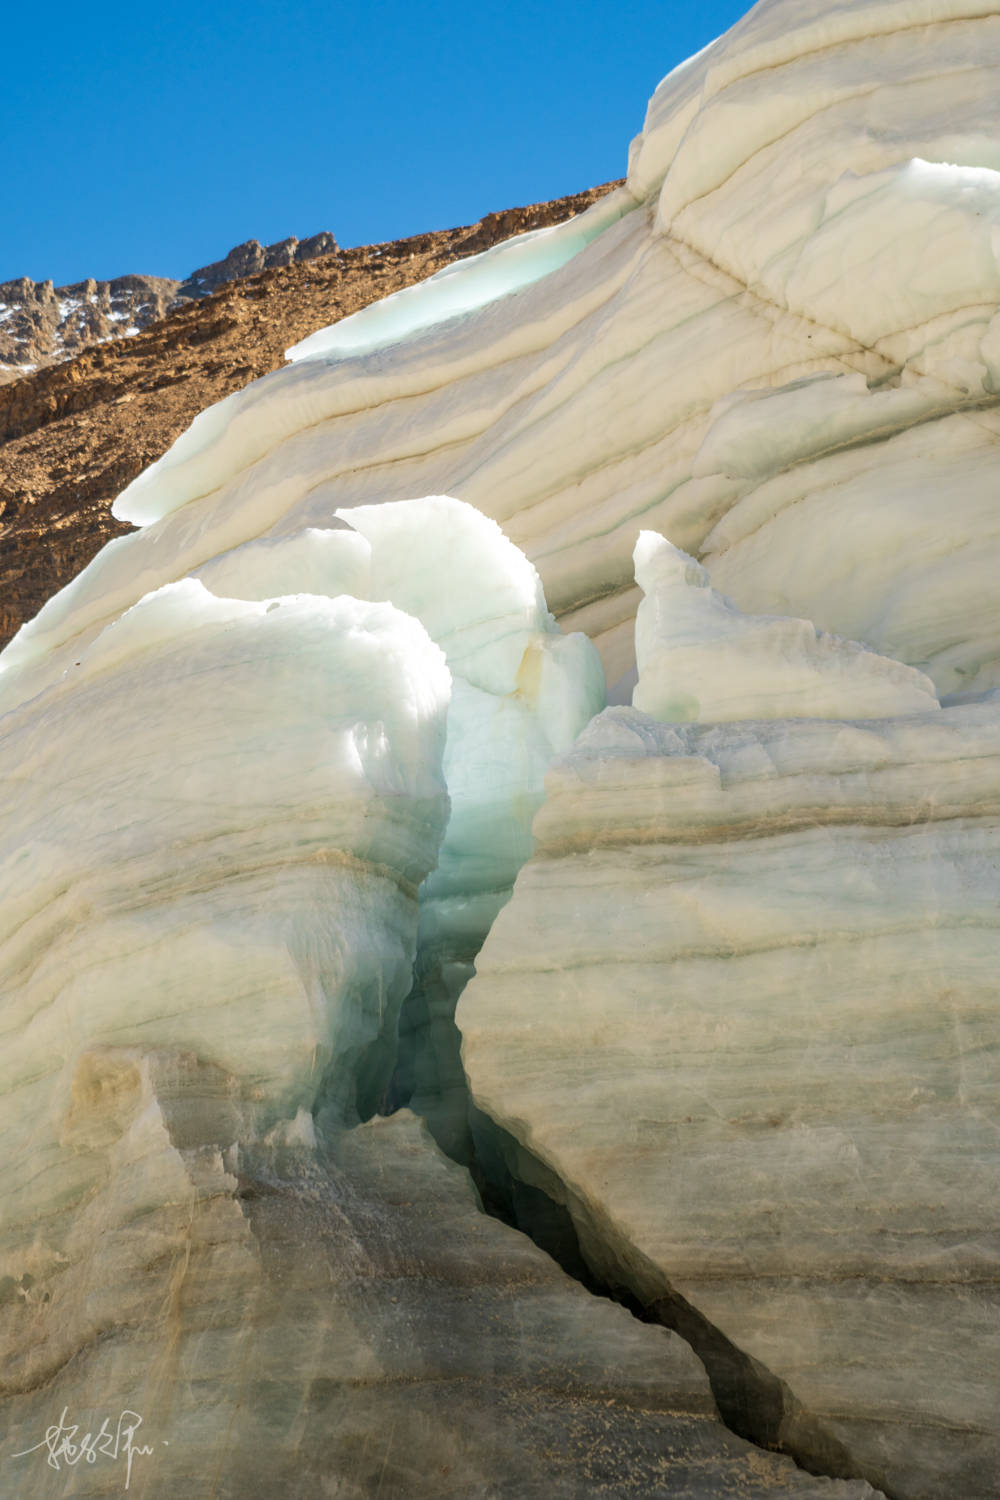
(4, 0, 748, 287)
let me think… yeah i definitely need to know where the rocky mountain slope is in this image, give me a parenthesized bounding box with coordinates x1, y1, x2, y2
(0, 274, 178, 378)
(0, 232, 340, 382)
(0, 184, 615, 646)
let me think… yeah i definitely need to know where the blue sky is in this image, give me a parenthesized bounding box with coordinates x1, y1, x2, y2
(4, 0, 748, 287)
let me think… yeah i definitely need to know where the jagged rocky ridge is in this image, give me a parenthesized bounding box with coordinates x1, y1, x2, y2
(1, 0, 998, 1495)
(0, 233, 339, 382)
(0, 274, 178, 380)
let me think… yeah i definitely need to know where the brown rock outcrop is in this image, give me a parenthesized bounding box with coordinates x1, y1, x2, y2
(175, 230, 340, 298)
(0, 235, 344, 383)
(0, 274, 179, 380)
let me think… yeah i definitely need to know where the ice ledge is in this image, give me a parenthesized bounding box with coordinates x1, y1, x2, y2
(535, 697, 1000, 851)
(631, 531, 939, 725)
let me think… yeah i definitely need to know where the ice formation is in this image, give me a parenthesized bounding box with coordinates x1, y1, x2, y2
(0, 580, 451, 1253)
(459, 700, 1000, 1499)
(7, 1, 1000, 707)
(0, 499, 620, 1496)
(3, 0, 1000, 1496)
(632, 531, 939, 722)
(189, 496, 605, 1156)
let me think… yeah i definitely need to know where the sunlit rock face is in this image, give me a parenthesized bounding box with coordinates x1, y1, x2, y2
(459, 702, 1000, 1500)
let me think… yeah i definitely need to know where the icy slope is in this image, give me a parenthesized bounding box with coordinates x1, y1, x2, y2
(9, 1, 1000, 703)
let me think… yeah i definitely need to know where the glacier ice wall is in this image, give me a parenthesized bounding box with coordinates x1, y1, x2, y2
(0, 579, 451, 1269)
(2, 1, 1000, 1496)
(459, 700, 1000, 1499)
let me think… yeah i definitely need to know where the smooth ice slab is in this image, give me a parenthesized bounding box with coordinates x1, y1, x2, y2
(460, 700, 1000, 1499)
(287, 187, 630, 365)
(0, 578, 451, 1275)
(631, 530, 939, 723)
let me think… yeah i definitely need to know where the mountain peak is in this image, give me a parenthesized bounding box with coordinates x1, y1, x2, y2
(0, 230, 340, 381)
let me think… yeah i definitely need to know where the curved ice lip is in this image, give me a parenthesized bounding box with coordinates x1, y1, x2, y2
(285, 187, 634, 365)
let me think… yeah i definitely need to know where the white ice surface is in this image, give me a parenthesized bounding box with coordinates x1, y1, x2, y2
(336, 495, 551, 696)
(0, 578, 452, 1256)
(287, 188, 632, 365)
(632, 531, 939, 723)
(189, 496, 605, 916)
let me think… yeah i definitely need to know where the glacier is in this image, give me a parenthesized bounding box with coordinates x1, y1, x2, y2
(2, 0, 1000, 1495)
